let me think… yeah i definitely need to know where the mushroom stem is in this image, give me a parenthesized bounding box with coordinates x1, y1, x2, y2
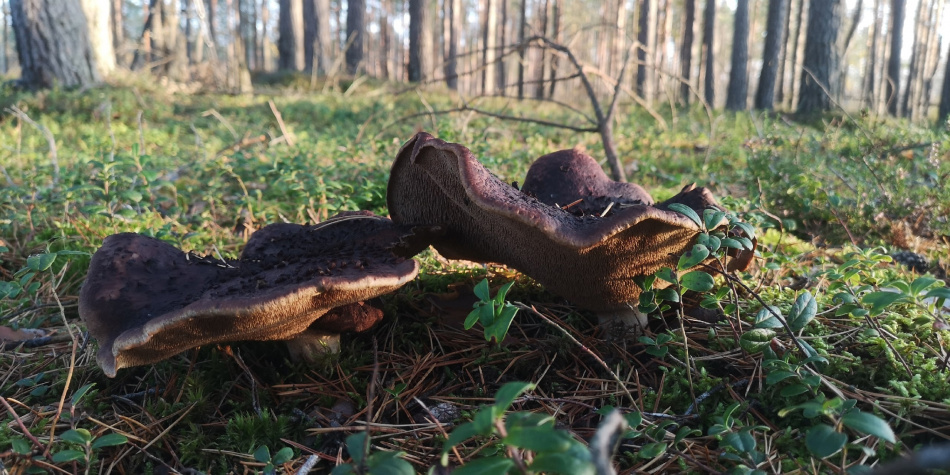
(283, 328, 342, 363)
(595, 306, 648, 331)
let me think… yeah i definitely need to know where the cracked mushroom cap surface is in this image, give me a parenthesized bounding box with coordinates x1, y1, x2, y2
(387, 132, 754, 312)
(79, 212, 430, 377)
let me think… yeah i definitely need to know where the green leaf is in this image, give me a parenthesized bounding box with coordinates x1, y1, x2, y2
(740, 329, 776, 353)
(675, 426, 701, 444)
(60, 429, 92, 445)
(638, 442, 668, 459)
(273, 447, 294, 464)
(625, 411, 643, 428)
(493, 281, 514, 306)
(345, 432, 368, 465)
(464, 308, 480, 330)
(721, 237, 743, 249)
(805, 424, 847, 458)
(722, 429, 756, 453)
(840, 411, 896, 443)
(910, 277, 938, 296)
(11, 437, 31, 455)
(925, 287, 950, 303)
(697, 233, 721, 252)
(680, 271, 714, 292)
(330, 463, 355, 475)
(489, 305, 518, 342)
(51, 449, 86, 463)
(754, 306, 784, 329)
(530, 451, 597, 475)
(788, 291, 817, 332)
(26, 253, 56, 271)
(91, 433, 128, 449)
(253, 445, 271, 462)
(494, 381, 535, 411)
(473, 279, 490, 301)
(71, 383, 96, 406)
(765, 370, 799, 386)
(366, 451, 415, 475)
(861, 291, 906, 315)
(472, 407, 496, 435)
(779, 383, 811, 397)
(443, 422, 479, 450)
(121, 190, 143, 203)
(656, 288, 680, 303)
(655, 267, 677, 284)
(678, 244, 710, 270)
(703, 209, 727, 231)
(503, 426, 572, 452)
(667, 203, 702, 227)
(452, 456, 516, 475)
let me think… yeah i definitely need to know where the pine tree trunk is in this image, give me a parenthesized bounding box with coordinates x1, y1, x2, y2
(230, 0, 252, 92)
(408, 0, 428, 82)
(918, 0, 942, 120)
(79, 0, 115, 77)
(345, 0, 363, 74)
(636, 0, 650, 99)
(726, 0, 749, 110)
(111, 0, 126, 67)
(2, 0, 8, 74)
(900, 0, 924, 117)
(481, 0, 497, 95)
(10, 0, 100, 88)
(445, 0, 460, 89)
(938, 38, 950, 124)
(278, 0, 304, 71)
(495, 0, 507, 95)
(516, 0, 526, 98)
(775, 0, 792, 104)
(679, 0, 695, 105)
(702, 0, 715, 106)
(862, 0, 881, 109)
(797, 0, 840, 114)
(755, 0, 786, 109)
(886, 0, 905, 116)
(533, 0, 547, 99)
(207, 0, 217, 44)
(615, 0, 628, 82)
(546, 0, 558, 98)
(381, 0, 392, 80)
(260, 0, 269, 70)
(787, 0, 806, 108)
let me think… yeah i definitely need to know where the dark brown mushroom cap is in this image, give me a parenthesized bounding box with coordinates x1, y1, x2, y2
(79, 212, 428, 377)
(387, 132, 752, 312)
(521, 148, 653, 215)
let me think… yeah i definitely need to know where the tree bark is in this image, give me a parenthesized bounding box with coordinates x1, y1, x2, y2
(787, 0, 806, 108)
(206, 0, 217, 44)
(445, 0, 460, 89)
(636, 0, 650, 99)
(111, 0, 126, 67)
(702, 0, 715, 106)
(938, 35, 950, 125)
(481, 0, 497, 95)
(408, 0, 428, 82)
(775, 0, 793, 104)
(917, 0, 942, 120)
(726, 0, 749, 110)
(10, 0, 100, 88)
(260, 0, 269, 70)
(679, 0, 695, 105)
(2, 0, 8, 74)
(231, 0, 252, 92)
(345, 0, 363, 74)
(495, 0, 507, 95)
(886, 0, 905, 116)
(380, 0, 392, 80)
(862, 0, 881, 109)
(546, 0, 559, 98)
(278, 0, 304, 70)
(797, 0, 840, 114)
(132, 0, 189, 80)
(755, 0, 786, 110)
(516, 0, 526, 98)
(900, 0, 924, 117)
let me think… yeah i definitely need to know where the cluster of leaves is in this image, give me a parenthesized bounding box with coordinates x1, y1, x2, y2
(465, 279, 521, 344)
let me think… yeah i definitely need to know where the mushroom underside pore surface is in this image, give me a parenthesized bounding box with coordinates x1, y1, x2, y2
(79, 212, 435, 377)
(387, 132, 756, 318)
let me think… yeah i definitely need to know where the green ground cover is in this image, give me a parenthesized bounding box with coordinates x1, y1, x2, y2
(1, 79, 949, 473)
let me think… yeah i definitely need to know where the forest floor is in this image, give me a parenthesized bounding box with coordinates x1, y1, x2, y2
(1, 76, 950, 474)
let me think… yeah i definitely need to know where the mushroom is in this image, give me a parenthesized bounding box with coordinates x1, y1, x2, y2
(79, 212, 436, 377)
(387, 132, 754, 327)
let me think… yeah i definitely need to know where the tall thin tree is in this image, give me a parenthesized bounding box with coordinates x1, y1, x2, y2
(938, 38, 950, 125)
(278, 0, 304, 70)
(679, 0, 695, 105)
(516, 0, 527, 98)
(899, 0, 924, 117)
(408, 0, 429, 82)
(797, 0, 841, 114)
(725, 0, 749, 110)
(546, 0, 559, 98)
(702, 0, 715, 106)
(495, 0, 507, 94)
(862, 0, 882, 109)
(304, 0, 331, 74)
(636, 0, 650, 98)
(345, 0, 364, 74)
(481, 0, 497, 95)
(775, 0, 793, 104)
(885, 0, 905, 116)
(532, 0, 546, 98)
(754, 0, 787, 109)
(3, 0, 11, 74)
